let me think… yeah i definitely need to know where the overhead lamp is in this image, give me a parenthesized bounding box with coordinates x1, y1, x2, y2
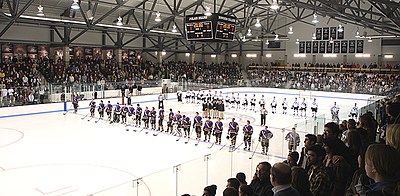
(312, 14, 319, 23)
(274, 34, 279, 40)
(204, 6, 212, 16)
(384, 54, 393, 59)
(266, 40, 269, 45)
(329, 37, 334, 43)
(270, 0, 280, 10)
(247, 28, 252, 36)
(86, 10, 93, 20)
(71, 0, 80, 10)
(172, 24, 177, 33)
(185, 53, 190, 57)
(368, 37, 372, 42)
(337, 25, 344, 32)
(312, 33, 316, 40)
(231, 54, 237, 58)
(155, 12, 161, 22)
(116, 16, 123, 26)
(242, 36, 247, 42)
(355, 31, 360, 38)
(288, 26, 293, 35)
(255, 18, 261, 27)
(37, 5, 44, 16)
(295, 38, 299, 44)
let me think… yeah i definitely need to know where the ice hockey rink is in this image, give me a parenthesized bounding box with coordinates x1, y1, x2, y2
(0, 87, 375, 196)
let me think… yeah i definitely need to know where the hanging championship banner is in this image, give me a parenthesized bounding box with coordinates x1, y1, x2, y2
(326, 42, 333, 53)
(356, 40, 364, 53)
(319, 41, 326, 53)
(299, 41, 305, 53)
(349, 40, 356, 53)
(330, 27, 337, 40)
(306, 41, 312, 53)
(323, 27, 330, 40)
(316, 28, 322, 40)
(341, 40, 348, 53)
(312, 41, 319, 53)
(334, 41, 340, 53)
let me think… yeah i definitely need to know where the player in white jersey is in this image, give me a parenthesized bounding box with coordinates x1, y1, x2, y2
(292, 98, 299, 116)
(225, 94, 230, 108)
(331, 102, 340, 122)
(349, 103, 358, 119)
(191, 90, 196, 103)
(230, 92, 235, 109)
(282, 98, 288, 114)
(242, 94, 249, 111)
(250, 94, 256, 111)
(270, 96, 277, 114)
(259, 95, 266, 110)
(218, 91, 224, 101)
(300, 98, 307, 117)
(235, 93, 240, 110)
(185, 90, 190, 103)
(310, 98, 318, 117)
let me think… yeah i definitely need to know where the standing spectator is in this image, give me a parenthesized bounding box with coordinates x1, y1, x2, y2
(223, 187, 239, 196)
(291, 166, 312, 196)
(385, 124, 400, 152)
(298, 134, 317, 170)
(284, 151, 299, 167)
(236, 172, 247, 186)
(203, 184, 217, 196)
(306, 145, 331, 196)
(239, 185, 254, 196)
(249, 162, 273, 196)
(227, 178, 240, 190)
(270, 162, 300, 196)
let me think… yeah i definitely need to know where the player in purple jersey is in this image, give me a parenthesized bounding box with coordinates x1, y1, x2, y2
(213, 118, 223, 145)
(259, 126, 273, 155)
(135, 104, 142, 127)
(111, 103, 121, 123)
(150, 107, 157, 130)
(167, 109, 174, 133)
(73, 93, 79, 113)
(243, 120, 253, 151)
(227, 118, 239, 149)
(158, 108, 165, 132)
(121, 104, 128, 124)
(143, 106, 150, 129)
(182, 115, 191, 138)
(89, 99, 96, 117)
(193, 112, 203, 141)
(128, 104, 135, 122)
(173, 111, 182, 136)
(106, 101, 113, 120)
(203, 117, 213, 142)
(98, 100, 105, 119)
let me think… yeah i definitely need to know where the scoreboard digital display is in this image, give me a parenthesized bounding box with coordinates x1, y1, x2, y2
(185, 14, 237, 41)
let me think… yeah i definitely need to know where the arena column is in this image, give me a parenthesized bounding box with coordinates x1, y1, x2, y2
(116, 48, 123, 68)
(63, 45, 70, 66)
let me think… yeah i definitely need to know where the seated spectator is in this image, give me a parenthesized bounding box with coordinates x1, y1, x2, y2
(365, 144, 400, 196)
(239, 185, 254, 196)
(291, 166, 312, 196)
(250, 162, 273, 196)
(223, 187, 239, 196)
(270, 162, 300, 196)
(236, 172, 247, 186)
(203, 184, 217, 196)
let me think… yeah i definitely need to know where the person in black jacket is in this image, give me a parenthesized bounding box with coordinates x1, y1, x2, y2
(250, 162, 274, 196)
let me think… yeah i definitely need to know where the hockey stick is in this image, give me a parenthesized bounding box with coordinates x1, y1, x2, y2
(185, 128, 194, 144)
(219, 141, 229, 150)
(249, 140, 261, 159)
(176, 135, 182, 141)
(87, 116, 94, 122)
(63, 105, 73, 115)
(232, 142, 244, 152)
(81, 113, 90, 120)
(208, 142, 215, 149)
(95, 117, 102, 123)
(194, 139, 200, 146)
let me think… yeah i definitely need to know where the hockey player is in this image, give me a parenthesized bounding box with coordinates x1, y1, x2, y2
(213, 118, 223, 145)
(331, 102, 340, 122)
(285, 127, 300, 152)
(300, 98, 307, 117)
(89, 99, 96, 117)
(202, 100, 207, 118)
(135, 104, 142, 127)
(250, 94, 256, 111)
(218, 99, 225, 119)
(121, 104, 128, 124)
(98, 100, 105, 119)
(128, 104, 135, 122)
(270, 96, 277, 114)
(150, 107, 157, 130)
(185, 90, 190, 103)
(310, 98, 318, 117)
(106, 101, 112, 120)
(191, 90, 196, 103)
(177, 90, 182, 103)
(259, 126, 273, 155)
(203, 117, 213, 142)
(259, 95, 266, 110)
(282, 98, 288, 114)
(242, 94, 249, 111)
(235, 93, 240, 110)
(243, 120, 253, 151)
(193, 112, 203, 141)
(158, 108, 164, 132)
(227, 118, 239, 149)
(111, 103, 121, 123)
(292, 98, 299, 116)
(218, 91, 224, 102)
(173, 111, 183, 136)
(349, 103, 358, 119)
(197, 91, 202, 104)
(230, 92, 235, 109)
(158, 93, 164, 109)
(72, 93, 79, 113)
(167, 109, 174, 133)
(182, 115, 191, 138)
(225, 94, 230, 108)
(143, 106, 150, 129)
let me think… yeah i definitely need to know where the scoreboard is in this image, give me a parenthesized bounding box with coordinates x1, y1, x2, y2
(185, 13, 237, 41)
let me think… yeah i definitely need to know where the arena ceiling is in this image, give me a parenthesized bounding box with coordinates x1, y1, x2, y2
(0, 0, 400, 50)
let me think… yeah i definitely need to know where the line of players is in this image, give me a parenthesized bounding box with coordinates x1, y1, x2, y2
(181, 90, 320, 117)
(87, 98, 275, 154)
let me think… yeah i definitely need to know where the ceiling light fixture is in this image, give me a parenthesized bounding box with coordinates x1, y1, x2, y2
(355, 31, 360, 38)
(312, 14, 319, 23)
(86, 10, 93, 20)
(116, 16, 123, 26)
(274, 34, 279, 40)
(270, 0, 280, 10)
(204, 6, 212, 16)
(288, 26, 293, 34)
(155, 12, 161, 22)
(255, 18, 261, 27)
(266, 39, 269, 45)
(337, 25, 344, 32)
(172, 24, 177, 33)
(368, 37, 372, 42)
(247, 28, 252, 36)
(312, 33, 316, 40)
(71, 0, 80, 10)
(295, 38, 299, 44)
(37, 5, 44, 16)
(329, 37, 334, 43)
